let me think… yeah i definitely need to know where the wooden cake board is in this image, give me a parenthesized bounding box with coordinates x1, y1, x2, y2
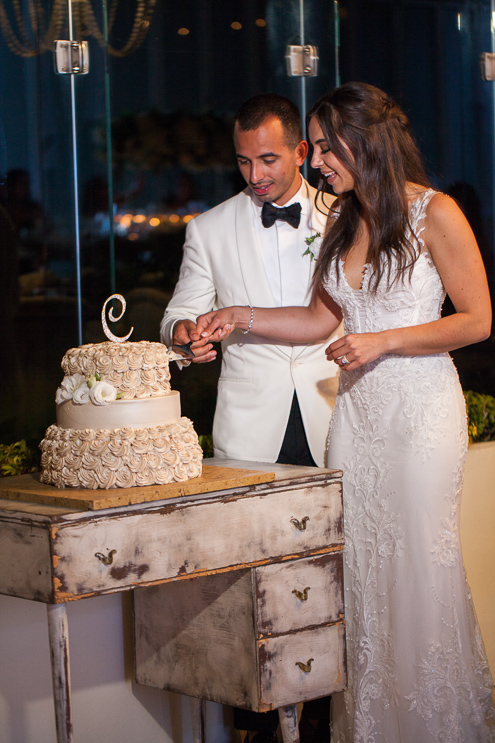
(0, 465, 276, 511)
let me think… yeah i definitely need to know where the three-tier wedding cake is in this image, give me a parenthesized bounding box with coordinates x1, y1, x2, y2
(40, 295, 203, 489)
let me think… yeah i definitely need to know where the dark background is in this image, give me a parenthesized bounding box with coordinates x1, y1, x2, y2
(0, 0, 493, 446)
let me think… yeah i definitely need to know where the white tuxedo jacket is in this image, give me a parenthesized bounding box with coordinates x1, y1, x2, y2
(160, 181, 341, 467)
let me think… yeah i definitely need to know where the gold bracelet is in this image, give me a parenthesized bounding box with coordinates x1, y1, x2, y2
(242, 305, 254, 335)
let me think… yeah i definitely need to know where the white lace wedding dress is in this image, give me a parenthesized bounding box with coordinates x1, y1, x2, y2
(323, 189, 495, 743)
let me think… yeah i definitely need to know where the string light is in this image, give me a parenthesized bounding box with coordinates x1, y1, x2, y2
(0, 0, 156, 58)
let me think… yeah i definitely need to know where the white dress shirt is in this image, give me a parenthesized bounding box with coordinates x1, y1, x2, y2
(251, 178, 313, 307)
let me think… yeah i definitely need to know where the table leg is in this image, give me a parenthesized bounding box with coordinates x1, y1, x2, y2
(47, 604, 73, 743)
(190, 696, 206, 743)
(279, 704, 300, 743)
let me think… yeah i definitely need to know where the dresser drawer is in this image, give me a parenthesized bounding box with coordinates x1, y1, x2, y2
(259, 622, 346, 707)
(255, 552, 344, 637)
(52, 483, 343, 599)
(134, 563, 346, 711)
(0, 520, 53, 601)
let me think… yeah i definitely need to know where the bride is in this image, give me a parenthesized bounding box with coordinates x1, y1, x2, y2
(197, 82, 495, 742)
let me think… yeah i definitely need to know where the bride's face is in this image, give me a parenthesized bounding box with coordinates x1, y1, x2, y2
(309, 118, 355, 194)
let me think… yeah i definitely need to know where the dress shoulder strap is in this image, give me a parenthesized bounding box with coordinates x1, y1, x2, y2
(409, 188, 439, 254)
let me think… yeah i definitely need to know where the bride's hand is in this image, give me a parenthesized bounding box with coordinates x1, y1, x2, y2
(197, 306, 244, 340)
(326, 332, 389, 370)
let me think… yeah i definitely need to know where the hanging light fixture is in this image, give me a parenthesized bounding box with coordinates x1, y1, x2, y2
(0, 0, 156, 58)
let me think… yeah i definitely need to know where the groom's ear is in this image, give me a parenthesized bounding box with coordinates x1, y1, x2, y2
(295, 140, 309, 167)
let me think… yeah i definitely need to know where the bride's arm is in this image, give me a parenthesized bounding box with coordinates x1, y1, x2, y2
(196, 284, 342, 344)
(403, 194, 490, 347)
(326, 193, 491, 369)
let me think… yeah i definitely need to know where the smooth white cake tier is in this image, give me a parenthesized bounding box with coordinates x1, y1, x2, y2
(57, 392, 180, 430)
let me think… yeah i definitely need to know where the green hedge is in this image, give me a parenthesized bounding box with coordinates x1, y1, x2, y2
(198, 434, 214, 457)
(464, 390, 495, 444)
(0, 440, 40, 477)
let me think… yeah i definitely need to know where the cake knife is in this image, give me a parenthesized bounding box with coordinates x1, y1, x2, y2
(170, 340, 195, 359)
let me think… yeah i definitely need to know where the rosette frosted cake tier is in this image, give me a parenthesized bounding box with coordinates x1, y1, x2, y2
(40, 339, 203, 490)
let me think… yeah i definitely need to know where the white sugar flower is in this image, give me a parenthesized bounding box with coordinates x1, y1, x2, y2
(89, 380, 118, 406)
(55, 373, 88, 404)
(72, 384, 90, 404)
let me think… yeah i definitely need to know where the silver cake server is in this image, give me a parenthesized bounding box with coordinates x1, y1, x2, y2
(171, 340, 195, 359)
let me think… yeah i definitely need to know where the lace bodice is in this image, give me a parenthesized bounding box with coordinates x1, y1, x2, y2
(323, 189, 445, 336)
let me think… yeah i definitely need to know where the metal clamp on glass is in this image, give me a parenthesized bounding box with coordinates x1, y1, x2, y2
(285, 45, 319, 77)
(53, 40, 89, 75)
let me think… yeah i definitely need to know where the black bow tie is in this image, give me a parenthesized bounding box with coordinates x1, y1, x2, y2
(261, 201, 302, 229)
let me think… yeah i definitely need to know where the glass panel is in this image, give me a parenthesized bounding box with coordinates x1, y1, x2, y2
(0, 0, 115, 446)
(0, 2, 79, 444)
(0, 0, 340, 450)
(11, 2, 495, 444)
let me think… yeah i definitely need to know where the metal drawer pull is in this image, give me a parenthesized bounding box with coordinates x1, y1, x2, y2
(95, 549, 117, 565)
(295, 658, 314, 673)
(290, 516, 310, 531)
(292, 586, 311, 601)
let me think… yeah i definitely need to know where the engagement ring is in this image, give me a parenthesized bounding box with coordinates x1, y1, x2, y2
(341, 355, 350, 365)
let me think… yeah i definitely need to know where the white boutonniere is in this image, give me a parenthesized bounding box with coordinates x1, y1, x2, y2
(303, 231, 322, 261)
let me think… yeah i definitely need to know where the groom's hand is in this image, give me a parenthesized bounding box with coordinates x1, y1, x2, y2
(172, 319, 217, 364)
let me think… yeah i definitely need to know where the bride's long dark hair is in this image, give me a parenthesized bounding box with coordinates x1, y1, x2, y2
(308, 82, 431, 290)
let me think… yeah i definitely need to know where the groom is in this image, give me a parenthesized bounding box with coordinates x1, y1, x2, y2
(161, 94, 339, 743)
(161, 93, 340, 470)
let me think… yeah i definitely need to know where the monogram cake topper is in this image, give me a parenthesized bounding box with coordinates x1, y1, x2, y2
(101, 294, 134, 343)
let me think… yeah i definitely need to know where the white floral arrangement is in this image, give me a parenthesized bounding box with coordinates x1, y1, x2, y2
(55, 373, 121, 407)
(303, 231, 322, 261)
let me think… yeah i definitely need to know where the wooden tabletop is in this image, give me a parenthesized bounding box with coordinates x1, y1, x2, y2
(0, 464, 278, 511)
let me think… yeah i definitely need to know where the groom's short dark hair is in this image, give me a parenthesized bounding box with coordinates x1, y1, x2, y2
(234, 94, 303, 149)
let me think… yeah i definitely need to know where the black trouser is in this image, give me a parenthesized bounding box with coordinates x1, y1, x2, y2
(233, 392, 330, 734)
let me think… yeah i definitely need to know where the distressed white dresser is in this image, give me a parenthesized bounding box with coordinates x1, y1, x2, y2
(0, 458, 345, 743)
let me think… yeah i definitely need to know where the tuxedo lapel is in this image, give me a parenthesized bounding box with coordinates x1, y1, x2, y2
(235, 188, 277, 308)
